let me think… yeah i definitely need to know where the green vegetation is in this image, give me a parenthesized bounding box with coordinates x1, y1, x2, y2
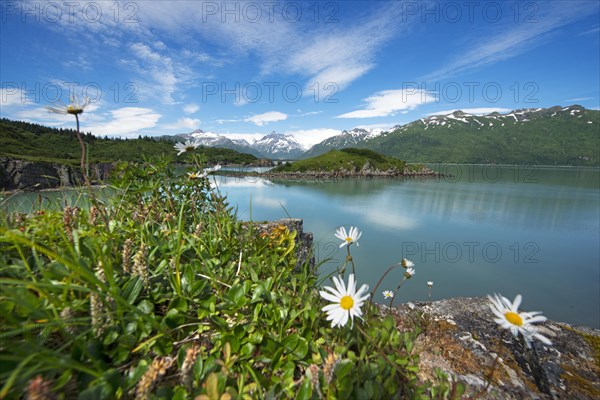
(0, 150, 456, 399)
(0, 118, 258, 165)
(272, 148, 406, 174)
(365, 107, 600, 166)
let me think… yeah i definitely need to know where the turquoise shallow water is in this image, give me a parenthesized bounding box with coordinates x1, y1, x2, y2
(212, 165, 600, 328)
(3, 165, 599, 328)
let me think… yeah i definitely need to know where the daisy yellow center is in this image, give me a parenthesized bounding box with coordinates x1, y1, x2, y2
(340, 296, 354, 310)
(345, 237, 353, 243)
(185, 146, 195, 151)
(504, 311, 523, 326)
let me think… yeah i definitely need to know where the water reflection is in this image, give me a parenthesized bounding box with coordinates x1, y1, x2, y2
(235, 166, 599, 232)
(212, 166, 599, 327)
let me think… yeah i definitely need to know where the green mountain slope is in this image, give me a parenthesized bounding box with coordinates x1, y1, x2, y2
(0, 118, 258, 165)
(305, 105, 599, 165)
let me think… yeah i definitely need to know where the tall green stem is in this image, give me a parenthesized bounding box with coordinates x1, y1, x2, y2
(74, 114, 91, 188)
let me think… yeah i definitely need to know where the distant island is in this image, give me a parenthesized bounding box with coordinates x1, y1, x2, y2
(264, 148, 439, 178)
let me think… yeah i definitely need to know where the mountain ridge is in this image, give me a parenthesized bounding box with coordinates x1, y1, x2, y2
(305, 105, 599, 165)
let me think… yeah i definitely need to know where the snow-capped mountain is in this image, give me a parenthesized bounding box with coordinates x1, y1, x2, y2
(366, 105, 598, 165)
(177, 129, 263, 158)
(175, 130, 306, 159)
(252, 131, 306, 160)
(388, 105, 589, 133)
(303, 127, 385, 158)
(171, 105, 597, 164)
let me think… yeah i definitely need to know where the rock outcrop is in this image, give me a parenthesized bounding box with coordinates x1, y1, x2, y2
(252, 218, 315, 270)
(0, 158, 113, 191)
(384, 297, 600, 399)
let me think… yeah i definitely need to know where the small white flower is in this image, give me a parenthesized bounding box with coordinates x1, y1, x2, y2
(187, 171, 206, 180)
(204, 164, 221, 174)
(401, 258, 415, 268)
(319, 274, 370, 328)
(382, 290, 394, 299)
(174, 139, 201, 156)
(427, 281, 433, 287)
(47, 94, 90, 115)
(404, 267, 415, 279)
(488, 293, 552, 348)
(334, 226, 362, 248)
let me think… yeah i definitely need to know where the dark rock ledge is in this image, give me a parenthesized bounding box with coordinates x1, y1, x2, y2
(0, 157, 113, 192)
(262, 165, 442, 180)
(382, 297, 600, 399)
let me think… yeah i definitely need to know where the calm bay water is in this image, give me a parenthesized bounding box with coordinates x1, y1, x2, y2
(2, 165, 599, 328)
(214, 165, 600, 328)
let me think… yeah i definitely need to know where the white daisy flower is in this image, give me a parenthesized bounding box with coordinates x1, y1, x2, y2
(47, 94, 90, 115)
(427, 281, 433, 287)
(204, 164, 221, 174)
(488, 293, 552, 348)
(382, 290, 394, 299)
(319, 274, 370, 328)
(174, 139, 201, 156)
(187, 171, 206, 180)
(404, 267, 415, 279)
(401, 258, 415, 268)
(334, 226, 362, 248)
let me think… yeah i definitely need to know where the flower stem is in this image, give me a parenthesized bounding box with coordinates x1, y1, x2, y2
(74, 114, 90, 187)
(389, 278, 406, 308)
(369, 263, 402, 305)
(347, 246, 356, 275)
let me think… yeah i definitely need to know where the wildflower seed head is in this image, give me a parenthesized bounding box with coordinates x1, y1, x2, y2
(26, 375, 56, 400)
(180, 345, 201, 391)
(133, 244, 150, 288)
(122, 239, 134, 274)
(135, 357, 174, 400)
(88, 206, 99, 225)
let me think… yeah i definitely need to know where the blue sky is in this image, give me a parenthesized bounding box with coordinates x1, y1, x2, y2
(1, 0, 599, 147)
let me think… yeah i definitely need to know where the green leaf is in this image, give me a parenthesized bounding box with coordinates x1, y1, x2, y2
(103, 330, 120, 346)
(282, 333, 299, 353)
(251, 284, 265, 303)
(296, 376, 313, 400)
(169, 297, 188, 313)
(293, 337, 309, 360)
(334, 359, 353, 380)
(163, 309, 184, 329)
(121, 276, 143, 304)
(137, 300, 154, 315)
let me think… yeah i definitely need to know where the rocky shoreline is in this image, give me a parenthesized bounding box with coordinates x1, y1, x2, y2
(0, 157, 113, 192)
(385, 298, 600, 399)
(262, 165, 442, 180)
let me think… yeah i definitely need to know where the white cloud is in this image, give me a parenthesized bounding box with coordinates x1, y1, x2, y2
(426, 108, 512, 116)
(253, 196, 287, 209)
(245, 111, 288, 126)
(283, 128, 341, 149)
(62, 56, 92, 71)
(125, 2, 408, 92)
(424, 1, 599, 80)
(219, 132, 264, 143)
(337, 89, 436, 119)
(183, 103, 200, 114)
(0, 88, 29, 107)
(127, 42, 197, 105)
(352, 123, 396, 131)
(164, 117, 201, 131)
(565, 97, 594, 102)
(87, 107, 161, 137)
(283, 3, 406, 91)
